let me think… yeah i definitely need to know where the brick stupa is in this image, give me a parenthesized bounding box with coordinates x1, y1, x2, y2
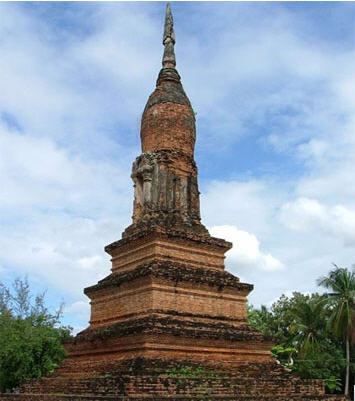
(3, 4, 348, 401)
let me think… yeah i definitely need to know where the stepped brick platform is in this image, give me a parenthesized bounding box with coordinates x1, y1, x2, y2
(2, 4, 349, 401)
(1, 359, 350, 400)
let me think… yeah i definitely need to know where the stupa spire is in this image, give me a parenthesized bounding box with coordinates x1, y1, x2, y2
(126, 2, 207, 237)
(162, 3, 176, 68)
(140, 2, 196, 157)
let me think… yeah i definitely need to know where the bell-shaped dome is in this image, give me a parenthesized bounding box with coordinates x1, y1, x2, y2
(140, 4, 196, 156)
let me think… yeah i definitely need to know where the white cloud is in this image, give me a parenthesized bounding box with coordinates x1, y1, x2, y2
(280, 198, 355, 246)
(0, 122, 132, 214)
(210, 225, 283, 272)
(64, 300, 90, 323)
(0, 123, 131, 301)
(203, 176, 355, 307)
(280, 198, 327, 231)
(201, 180, 281, 239)
(0, 216, 115, 297)
(77, 255, 103, 271)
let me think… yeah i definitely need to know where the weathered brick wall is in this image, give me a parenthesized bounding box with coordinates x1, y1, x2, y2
(63, 330, 273, 369)
(1, 359, 349, 401)
(1, 359, 350, 401)
(86, 267, 250, 329)
(109, 235, 228, 272)
(88, 285, 248, 329)
(17, 377, 325, 397)
(1, 395, 350, 401)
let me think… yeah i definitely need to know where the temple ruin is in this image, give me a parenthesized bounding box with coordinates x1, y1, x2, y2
(2, 4, 349, 401)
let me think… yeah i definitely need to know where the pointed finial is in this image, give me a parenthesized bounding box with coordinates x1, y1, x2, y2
(162, 3, 176, 68)
(163, 3, 175, 45)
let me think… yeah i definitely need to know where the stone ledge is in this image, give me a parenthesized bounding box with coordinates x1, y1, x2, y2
(66, 316, 267, 344)
(106, 227, 231, 255)
(84, 262, 252, 296)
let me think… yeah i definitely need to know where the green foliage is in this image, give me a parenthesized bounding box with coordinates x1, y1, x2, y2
(166, 365, 217, 379)
(0, 278, 71, 392)
(247, 267, 355, 395)
(247, 304, 275, 339)
(292, 341, 346, 380)
(289, 297, 326, 357)
(317, 265, 355, 395)
(166, 365, 217, 397)
(325, 377, 342, 393)
(317, 265, 355, 341)
(271, 344, 296, 368)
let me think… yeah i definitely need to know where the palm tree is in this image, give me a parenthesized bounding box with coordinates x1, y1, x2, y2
(317, 265, 355, 396)
(290, 299, 325, 357)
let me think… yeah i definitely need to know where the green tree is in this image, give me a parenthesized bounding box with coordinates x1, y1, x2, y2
(0, 278, 71, 392)
(289, 298, 325, 356)
(248, 292, 346, 394)
(317, 265, 355, 396)
(247, 304, 275, 339)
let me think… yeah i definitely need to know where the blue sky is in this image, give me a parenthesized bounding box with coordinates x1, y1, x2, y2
(0, 2, 354, 332)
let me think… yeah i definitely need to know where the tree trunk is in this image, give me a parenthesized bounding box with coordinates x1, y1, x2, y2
(345, 335, 349, 396)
